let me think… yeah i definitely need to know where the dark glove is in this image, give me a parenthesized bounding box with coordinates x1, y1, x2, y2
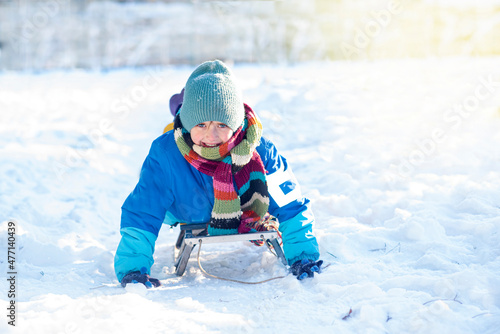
(121, 267, 161, 288)
(291, 259, 323, 280)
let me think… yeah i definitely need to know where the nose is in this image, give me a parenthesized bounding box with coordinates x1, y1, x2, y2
(205, 123, 218, 141)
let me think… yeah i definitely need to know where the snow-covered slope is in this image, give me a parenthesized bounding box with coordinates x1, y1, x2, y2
(1, 57, 500, 333)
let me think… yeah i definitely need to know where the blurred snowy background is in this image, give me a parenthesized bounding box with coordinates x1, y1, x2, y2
(1, 0, 500, 70)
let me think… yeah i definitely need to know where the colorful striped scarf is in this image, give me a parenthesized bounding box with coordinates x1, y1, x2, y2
(174, 104, 269, 235)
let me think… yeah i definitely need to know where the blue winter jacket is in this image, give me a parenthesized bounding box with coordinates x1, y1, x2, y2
(114, 130, 320, 281)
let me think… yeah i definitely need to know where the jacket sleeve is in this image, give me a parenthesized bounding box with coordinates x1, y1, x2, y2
(259, 138, 320, 265)
(114, 139, 174, 282)
(114, 227, 158, 282)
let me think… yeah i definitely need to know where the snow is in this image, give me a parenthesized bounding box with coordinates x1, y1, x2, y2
(1, 56, 500, 333)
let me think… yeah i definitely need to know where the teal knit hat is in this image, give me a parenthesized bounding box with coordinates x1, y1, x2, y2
(179, 60, 245, 132)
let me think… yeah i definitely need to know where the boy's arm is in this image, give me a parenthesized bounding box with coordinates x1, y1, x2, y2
(114, 226, 157, 282)
(114, 139, 173, 282)
(258, 138, 320, 266)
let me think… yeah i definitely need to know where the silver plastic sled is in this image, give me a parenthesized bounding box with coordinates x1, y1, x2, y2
(174, 223, 287, 276)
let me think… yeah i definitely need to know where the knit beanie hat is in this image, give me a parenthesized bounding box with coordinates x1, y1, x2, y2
(179, 60, 245, 132)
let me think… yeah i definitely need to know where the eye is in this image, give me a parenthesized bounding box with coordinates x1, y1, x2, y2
(218, 123, 228, 128)
(196, 123, 206, 128)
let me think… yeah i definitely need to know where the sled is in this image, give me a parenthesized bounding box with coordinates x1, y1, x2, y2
(174, 223, 287, 276)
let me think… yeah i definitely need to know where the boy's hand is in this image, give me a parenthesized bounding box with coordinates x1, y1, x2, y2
(121, 267, 161, 288)
(291, 259, 323, 280)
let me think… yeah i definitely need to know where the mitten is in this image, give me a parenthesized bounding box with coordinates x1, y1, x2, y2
(291, 259, 323, 280)
(121, 267, 161, 288)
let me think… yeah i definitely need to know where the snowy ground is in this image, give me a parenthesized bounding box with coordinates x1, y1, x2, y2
(1, 57, 500, 333)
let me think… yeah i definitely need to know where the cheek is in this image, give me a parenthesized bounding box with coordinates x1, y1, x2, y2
(218, 129, 234, 143)
(190, 129, 203, 144)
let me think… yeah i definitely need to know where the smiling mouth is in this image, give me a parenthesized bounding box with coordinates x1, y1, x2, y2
(201, 142, 220, 147)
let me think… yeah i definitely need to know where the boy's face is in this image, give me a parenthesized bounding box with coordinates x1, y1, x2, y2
(190, 121, 234, 147)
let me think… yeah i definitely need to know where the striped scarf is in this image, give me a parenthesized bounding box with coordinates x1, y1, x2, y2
(174, 104, 269, 235)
